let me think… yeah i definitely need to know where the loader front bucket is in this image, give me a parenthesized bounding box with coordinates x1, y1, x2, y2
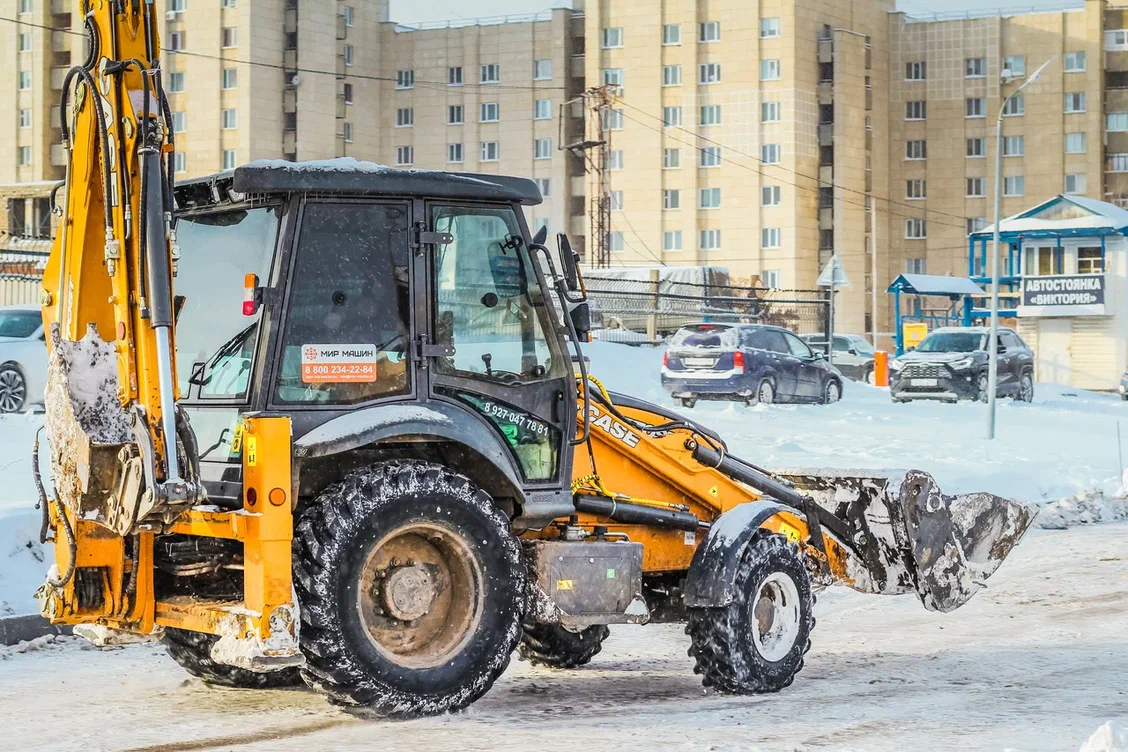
(775, 468, 1037, 613)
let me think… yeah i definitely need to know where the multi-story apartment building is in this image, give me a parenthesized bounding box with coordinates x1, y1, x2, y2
(9, 0, 1128, 339)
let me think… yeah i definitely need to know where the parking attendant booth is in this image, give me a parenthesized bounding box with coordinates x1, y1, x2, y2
(968, 195, 1128, 390)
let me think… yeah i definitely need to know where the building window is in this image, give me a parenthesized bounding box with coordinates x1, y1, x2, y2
(663, 189, 680, 210)
(17, 146, 32, 166)
(18, 0, 32, 13)
(905, 140, 927, 160)
(480, 102, 500, 122)
(966, 98, 985, 118)
(905, 179, 926, 199)
(699, 63, 722, 84)
(662, 24, 680, 45)
(1004, 175, 1025, 197)
(609, 232, 624, 253)
(448, 66, 463, 86)
(966, 57, 986, 77)
(761, 18, 780, 38)
(169, 0, 185, 10)
(1109, 153, 1128, 172)
(606, 150, 623, 170)
(447, 143, 464, 163)
(1002, 95, 1024, 116)
(342, 45, 354, 66)
(174, 152, 187, 174)
(396, 146, 414, 165)
(699, 187, 721, 209)
(699, 146, 721, 167)
(221, 27, 237, 48)
(967, 137, 985, 157)
(480, 64, 500, 84)
(663, 231, 683, 251)
(662, 106, 682, 127)
(610, 191, 624, 210)
(905, 257, 927, 274)
(221, 68, 236, 89)
(759, 60, 780, 81)
(700, 229, 722, 250)
(905, 61, 926, 80)
(699, 22, 720, 43)
(663, 148, 680, 169)
(1109, 112, 1128, 131)
(1003, 135, 1024, 156)
(222, 108, 237, 129)
(535, 138, 552, 160)
(761, 101, 780, 122)
(18, 109, 32, 129)
(761, 227, 781, 248)
(533, 59, 552, 81)
(1064, 51, 1086, 72)
(601, 27, 623, 48)
(480, 141, 499, 161)
(535, 178, 551, 197)
(17, 33, 32, 52)
(967, 217, 987, 234)
(343, 83, 353, 104)
(18, 71, 32, 90)
(342, 5, 353, 26)
(906, 101, 926, 120)
(663, 65, 682, 86)
(396, 107, 413, 127)
(967, 177, 986, 197)
(1065, 173, 1087, 195)
(700, 105, 722, 126)
(1064, 93, 1086, 113)
(762, 144, 781, 164)
(905, 219, 927, 239)
(1026, 247, 1063, 276)
(222, 149, 236, 170)
(602, 109, 624, 130)
(1003, 55, 1026, 77)
(168, 31, 185, 51)
(602, 68, 624, 89)
(761, 270, 781, 288)
(396, 69, 413, 89)
(534, 99, 552, 120)
(762, 185, 781, 206)
(448, 105, 464, 125)
(1065, 132, 1086, 154)
(342, 122, 353, 142)
(1078, 247, 1103, 274)
(1106, 30, 1128, 51)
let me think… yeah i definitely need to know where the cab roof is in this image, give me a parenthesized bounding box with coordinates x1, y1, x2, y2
(174, 157, 542, 209)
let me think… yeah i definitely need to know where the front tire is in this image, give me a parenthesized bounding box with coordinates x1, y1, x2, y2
(686, 531, 814, 694)
(518, 623, 609, 669)
(822, 379, 841, 405)
(162, 628, 304, 689)
(1015, 373, 1034, 402)
(293, 460, 525, 717)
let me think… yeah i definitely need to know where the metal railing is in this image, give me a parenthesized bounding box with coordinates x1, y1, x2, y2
(0, 249, 49, 307)
(394, 10, 558, 32)
(903, 2, 1083, 23)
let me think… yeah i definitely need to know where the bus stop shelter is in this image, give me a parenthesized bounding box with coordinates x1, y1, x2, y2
(886, 274, 987, 355)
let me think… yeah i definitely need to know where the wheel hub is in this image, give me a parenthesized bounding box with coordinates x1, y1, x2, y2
(750, 572, 801, 663)
(381, 564, 436, 621)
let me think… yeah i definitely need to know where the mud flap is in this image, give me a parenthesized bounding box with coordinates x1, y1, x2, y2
(777, 469, 1037, 613)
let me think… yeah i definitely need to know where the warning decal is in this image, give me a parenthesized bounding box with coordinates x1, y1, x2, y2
(301, 343, 379, 383)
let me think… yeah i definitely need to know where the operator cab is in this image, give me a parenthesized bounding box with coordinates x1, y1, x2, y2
(172, 159, 580, 525)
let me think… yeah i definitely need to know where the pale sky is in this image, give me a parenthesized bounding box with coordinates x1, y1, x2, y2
(388, 0, 1084, 25)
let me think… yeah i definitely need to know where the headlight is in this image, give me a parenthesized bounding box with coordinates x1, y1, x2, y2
(889, 360, 904, 371)
(949, 358, 974, 370)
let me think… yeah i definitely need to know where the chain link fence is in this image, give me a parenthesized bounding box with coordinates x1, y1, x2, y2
(584, 275, 831, 346)
(0, 248, 49, 307)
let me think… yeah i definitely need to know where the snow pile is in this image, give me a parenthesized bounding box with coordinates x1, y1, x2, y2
(0, 412, 52, 617)
(0, 633, 89, 660)
(1080, 723, 1128, 752)
(1036, 489, 1128, 530)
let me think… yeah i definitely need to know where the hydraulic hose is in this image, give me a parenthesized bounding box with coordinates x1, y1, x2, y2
(574, 494, 701, 532)
(33, 427, 49, 544)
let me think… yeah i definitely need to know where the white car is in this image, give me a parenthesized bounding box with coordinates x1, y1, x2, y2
(0, 305, 46, 412)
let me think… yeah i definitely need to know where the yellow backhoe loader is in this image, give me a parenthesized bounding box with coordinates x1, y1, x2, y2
(33, 0, 1035, 716)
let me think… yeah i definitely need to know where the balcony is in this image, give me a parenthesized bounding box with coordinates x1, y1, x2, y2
(336, 54, 346, 79)
(818, 39, 833, 64)
(283, 130, 297, 152)
(283, 88, 297, 112)
(284, 49, 297, 71)
(336, 14, 347, 40)
(285, 8, 297, 32)
(818, 123, 834, 146)
(51, 143, 67, 166)
(50, 67, 68, 89)
(336, 93, 346, 119)
(51, 31, 69, 53)
(819, 208, 834, 231)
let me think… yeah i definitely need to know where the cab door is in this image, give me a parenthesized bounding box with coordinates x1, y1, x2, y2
(424, 202, 573, 487)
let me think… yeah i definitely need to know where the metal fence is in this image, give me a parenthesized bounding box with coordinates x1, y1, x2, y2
(0, 248, 48, 307)
(583, 275, 831, 345)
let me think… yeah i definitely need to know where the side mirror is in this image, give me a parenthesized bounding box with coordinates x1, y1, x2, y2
(557, 232, 580, 292)
(906, 346, 916, 352)
(848, 347, 858, 355)
(531, 224, 548, 247)
(569, 300, 592, 339)
(813, 351, 825, 361)
(997, 343, 1007, 354)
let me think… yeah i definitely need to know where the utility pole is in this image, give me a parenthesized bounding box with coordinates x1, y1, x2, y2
(562, 86, 614, 268)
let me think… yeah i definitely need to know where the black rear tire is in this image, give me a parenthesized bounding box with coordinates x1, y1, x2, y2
(756, 378, 776, 406)
(686, 530, 814, 694)
(518, 623, 610, 669)
(293, 460, 525, 717)
(162, 628, 304, 689)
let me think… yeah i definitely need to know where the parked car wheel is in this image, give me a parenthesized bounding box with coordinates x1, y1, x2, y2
(822, 379, 841, 405)
(680, 397, 697, 408)
(864, 367, 875, 385)
(0, 364, 27, 413)
(1015, 373, 1034, 403)
(976, 374, 989, 403)
(756, 378, 776, 406)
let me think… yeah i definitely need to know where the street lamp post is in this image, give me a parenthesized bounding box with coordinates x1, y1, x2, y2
(987, 57, 1053, 440)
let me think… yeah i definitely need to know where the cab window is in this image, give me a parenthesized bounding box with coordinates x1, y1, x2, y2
(273, 202, 412, 405)
(431, 205, 562, 383)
